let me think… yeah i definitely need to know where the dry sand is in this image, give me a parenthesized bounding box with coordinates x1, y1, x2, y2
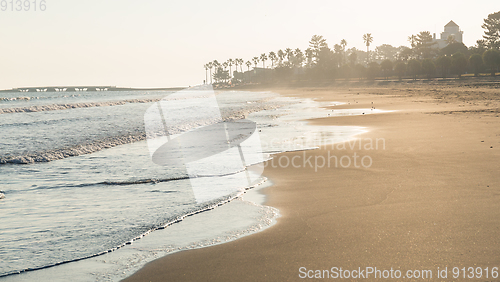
(124, 80, 500, 281)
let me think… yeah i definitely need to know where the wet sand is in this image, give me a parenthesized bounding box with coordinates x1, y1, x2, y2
(124, 81, 500, 281)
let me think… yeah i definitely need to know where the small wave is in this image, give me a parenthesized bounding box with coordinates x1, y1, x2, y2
(0, 133, 146, 164)
(29, 171, 249, 191)
(0, 176, 269, 278)
(1, 102, 285, 165)
(0, 96, 41, 101)
(0, 98, 161, 114)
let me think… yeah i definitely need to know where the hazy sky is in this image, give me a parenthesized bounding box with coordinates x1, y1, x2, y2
(1, 0, 499, 89)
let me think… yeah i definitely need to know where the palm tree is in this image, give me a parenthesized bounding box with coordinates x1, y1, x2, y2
(252, 57, 259, 69)
(268, 51, 277, 68)
(294, 48, 304, 67)
(340, 39, 347, 65)
(222, 62, 229, 83)
(212, 60, 220, 82)
(277, 49, 285, 66)
(228, 59, 233, 78)
(260, 53, 267, 68)
(285, 48, 293, 64)
(233, 59, 238, 75)
(363, 33, 374, 64)
(207, 62, 213, 84)
(237, 58, 244, 73)
(246, 60, 252, 71)
(204, 64, 208, 84)
(213, 60, 220, 70)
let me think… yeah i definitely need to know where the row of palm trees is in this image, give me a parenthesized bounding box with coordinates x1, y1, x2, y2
(203, 50, 304, 84)
(204, 33, 500, 83)
(204, 33, 378, 84)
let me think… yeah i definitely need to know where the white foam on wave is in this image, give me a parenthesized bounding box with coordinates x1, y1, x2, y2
(0, 102, 285, 165)
(0, 134, 147, 164)
(0, 177, 278, 281)
(0, 98, 161, 114)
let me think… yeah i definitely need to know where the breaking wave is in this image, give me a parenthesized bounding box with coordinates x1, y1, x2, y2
(0, 98, 162, 114)
(0, 176, 271, 278)
(0, 102, 285, 165)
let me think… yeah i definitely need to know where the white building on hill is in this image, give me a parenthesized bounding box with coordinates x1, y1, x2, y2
(433, 20, 463, 49)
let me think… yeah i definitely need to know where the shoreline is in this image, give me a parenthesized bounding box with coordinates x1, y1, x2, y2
(0, 178, 279, 281)
(124, 82, 499, 281)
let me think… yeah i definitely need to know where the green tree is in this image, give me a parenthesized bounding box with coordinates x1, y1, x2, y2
(315, 46, 334, 77)
(435, 56, 451, 78)
(469, 54, 483, 76)
(268, 52, 277, 69)
(398, 46, 413, 61)
(333, 44, 342, 67)
(227, 59, 234, 78)
(367, 62, 380, 80)
(421, 59, 435, 79)
(252, 57, 259, 69)
(446, 35, 456, 45)
(408, 35, 417, 49)
(212, 60, 220, 82)
(294, 48, 304, 68)
(340, 64, 352, 80)
(204, 64, 208, 84)
(237, 58, 244, 73)
(340, 39, 347, 65)
(348, 52, 357, 66)
(416, 31, 436, 59)
(284, 48, 294, 65)
(481, 11, 500, 49)
(233, 59, 239, 75)
(394, 61, 407, 80)
(309, 35, 328, 64)
(483, 49, 500, 76)
(260, 53, 267, 68)
(213, 67, 229, 83)
(375, 44, 398, 62)
(408, 59, 421, 80)
(451, 52, 467, 78)
(380, 59, 393, 79)
(222, 62, 229, 82)
(354, 64, 366, 80)
(207, 62, 213, 84)
(363, 33, 374, 63)
(212, 60, 220, 70)
(277, 49, 285, 66)
(440, 42, 468, 56)
(305, 48, 314, 68)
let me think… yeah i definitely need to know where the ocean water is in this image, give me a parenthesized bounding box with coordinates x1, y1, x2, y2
(0, 87, 377, 281)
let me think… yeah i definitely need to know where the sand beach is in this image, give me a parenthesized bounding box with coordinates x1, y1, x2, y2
(122, 79, 500, 281)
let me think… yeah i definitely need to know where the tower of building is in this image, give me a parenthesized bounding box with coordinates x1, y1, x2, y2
(433, 20, 463, 49)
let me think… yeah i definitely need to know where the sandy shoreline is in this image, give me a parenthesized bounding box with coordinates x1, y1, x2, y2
(124, 81, 499, 281)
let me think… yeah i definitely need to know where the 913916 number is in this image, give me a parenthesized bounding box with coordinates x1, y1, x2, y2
(0, 0, 46, 11)
(452, 267, 498, 279)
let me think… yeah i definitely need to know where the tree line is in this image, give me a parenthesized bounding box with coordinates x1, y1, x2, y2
(204, 11, 500, 85)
